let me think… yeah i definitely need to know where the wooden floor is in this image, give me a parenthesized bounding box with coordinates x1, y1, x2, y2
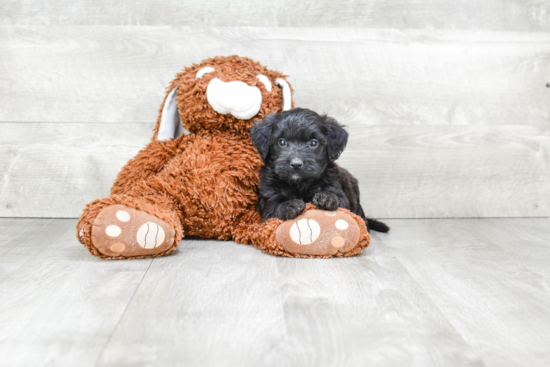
(1, 218, 549, 367)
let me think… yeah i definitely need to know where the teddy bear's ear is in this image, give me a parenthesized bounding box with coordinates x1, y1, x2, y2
(156, 87, 189, 141)
(275, 78, 292, 111)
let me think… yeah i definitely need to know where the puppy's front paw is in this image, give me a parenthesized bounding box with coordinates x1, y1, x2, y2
(312, 192, 339, 211)
(280, 199, 306, 220)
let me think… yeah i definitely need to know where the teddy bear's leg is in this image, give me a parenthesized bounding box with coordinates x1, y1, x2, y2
(77, 193, 183, 259)
(233, 204, 371, 258)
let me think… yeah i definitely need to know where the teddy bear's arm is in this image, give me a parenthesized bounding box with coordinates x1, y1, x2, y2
(110, 136, 187, 195)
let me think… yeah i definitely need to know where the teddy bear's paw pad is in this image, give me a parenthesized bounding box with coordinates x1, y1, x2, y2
(276, 209, 360, 256)
(91, 204, 175, 257)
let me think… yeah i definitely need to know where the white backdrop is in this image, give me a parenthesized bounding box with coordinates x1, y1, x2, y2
(1, 1, 549, 218)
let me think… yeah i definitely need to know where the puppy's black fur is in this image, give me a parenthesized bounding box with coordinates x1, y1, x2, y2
(250, 108, 389, 233)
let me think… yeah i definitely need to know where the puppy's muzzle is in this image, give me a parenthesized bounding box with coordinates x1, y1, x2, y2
(206, 78, 262, 120)
(290, 158, 303, 170)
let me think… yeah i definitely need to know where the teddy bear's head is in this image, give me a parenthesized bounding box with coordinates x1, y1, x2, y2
(154, 56, 294, 140)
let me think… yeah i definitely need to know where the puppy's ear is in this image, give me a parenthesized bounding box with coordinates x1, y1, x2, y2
(250, 114, 277, 161)
(322, 115, 348, 162)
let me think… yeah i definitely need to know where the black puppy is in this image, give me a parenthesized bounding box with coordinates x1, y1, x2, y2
(250, 108, 389, 233)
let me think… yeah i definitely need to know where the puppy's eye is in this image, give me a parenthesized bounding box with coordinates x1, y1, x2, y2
(309, 139, 318, 148)
(278, 139, 287, 147)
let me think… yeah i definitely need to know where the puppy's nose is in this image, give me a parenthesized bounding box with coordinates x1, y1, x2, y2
(290, 158, 303, 169)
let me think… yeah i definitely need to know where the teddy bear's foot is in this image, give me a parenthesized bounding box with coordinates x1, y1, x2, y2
(276, 209, 366, 256)
(90, 204, 176, 258)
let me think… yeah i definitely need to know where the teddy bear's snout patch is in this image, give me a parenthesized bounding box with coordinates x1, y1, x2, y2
(206, 78, 263, 120)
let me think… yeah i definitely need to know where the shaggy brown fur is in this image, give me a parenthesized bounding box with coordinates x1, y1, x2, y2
(76, 56, 370, 259)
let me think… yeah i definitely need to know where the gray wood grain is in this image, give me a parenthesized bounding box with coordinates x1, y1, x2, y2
(382, 218, 550, 367)
(0, 218, 153, 367)
(2, 218, 550, 366)
(2, 123, 548, 218)
(274, 244, 482, 367)
(0, 218, 59, 282)
(1, 26, 549, 126)
(462, 218, 550, 279)
(2, 0, 550, 32)
(97, 238, 482, 367)
(96, 239, 287, 367)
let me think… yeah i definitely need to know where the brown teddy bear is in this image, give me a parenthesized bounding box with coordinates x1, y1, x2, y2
(76, 56, 370, 259)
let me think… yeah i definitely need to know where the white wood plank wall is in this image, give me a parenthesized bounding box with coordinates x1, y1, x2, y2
(2, 1, 550, 31)
(1, 2, 549, 218)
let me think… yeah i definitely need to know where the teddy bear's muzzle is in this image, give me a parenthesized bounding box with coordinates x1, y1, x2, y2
(206, 78, 263, 120)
